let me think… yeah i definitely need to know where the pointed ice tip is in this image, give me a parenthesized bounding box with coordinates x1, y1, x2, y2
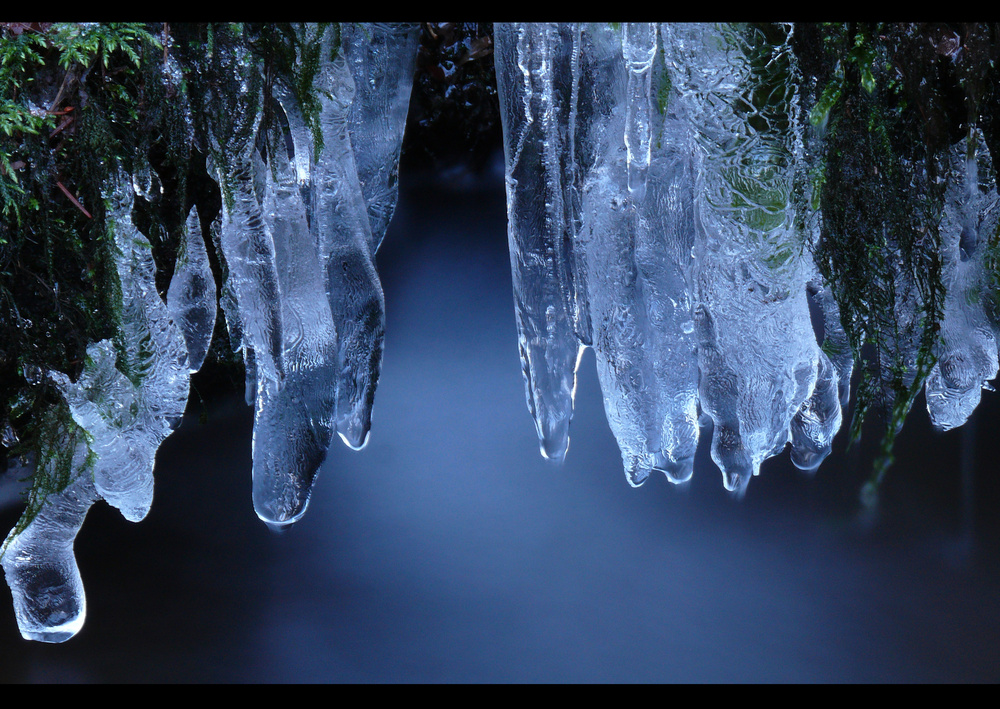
(337, 427, 370, 451)
(107, 491, 153, 523)
(722, 467, 752, 497)
(654, 456, 694, 485)
(791, 446, 830, 474)
(253, 495, 309, 529)
(7, 568, 86, 643)
(539, 444, 566, 466)
(20, 616, 85, 643)
(625, 465, 651, 488)
(255, 507, 305, 530)
(536, 416, 571, 464)
(337, 413, 371, 451)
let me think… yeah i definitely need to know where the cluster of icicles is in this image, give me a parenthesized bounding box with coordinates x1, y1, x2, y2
(3, 22, 999, 643)
(497, 22, 999, 489)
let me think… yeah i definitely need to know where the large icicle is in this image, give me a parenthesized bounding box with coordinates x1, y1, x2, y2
(925, 135, 1000, 430)
(627, 41, 701, 485)
(494, 23, 591, 463)
(3, 171, 189, 641)
(251, 99, 339, 527)
(209, 41, 285, 396)
(343, 22, 421, 251)
(1, 424, 95, 643)
(663, 23, 827, 493)
(579, 23, 701, 485)
(311, 24, 386, 452)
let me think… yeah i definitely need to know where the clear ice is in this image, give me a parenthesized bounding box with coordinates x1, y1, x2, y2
(343, 22, 421, 251)
(1, 426, 95, 643)
(924, 134, 1000, 430)
(251, 96, 338, 527)
(494, 23, 611, 463)
(496, 23, 839, 491)
(3, 170, 190, 641)
(167, 205, 218, 374)
(53, 173, 190, 522)
(6, 22, 1000, 643)
(311, 24, 387, 453)
(205, 23, 412, 525)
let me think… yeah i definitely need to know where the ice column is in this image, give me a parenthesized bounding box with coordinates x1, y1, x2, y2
(343, 22, 421, 251)
(312, 24, 386, 452)
(251, 118, 339, 526)
(209, 42, 285, 398)
(494, 23, 592, 462)
(3, 172, 190, 641)
(211, 23, 410, 525)
(663, 23, 831, 493)
(925, 135, 1000, 430)
(496, 23, 704, 482)
(51, 175, 190, 522)
(580, 24, 701, 485)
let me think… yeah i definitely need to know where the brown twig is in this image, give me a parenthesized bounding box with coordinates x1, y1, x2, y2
(55, 181, 92, 219)
(49, 114, 74, 139)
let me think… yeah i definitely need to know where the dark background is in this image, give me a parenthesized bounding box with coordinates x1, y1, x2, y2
(1, 153, 999, 683)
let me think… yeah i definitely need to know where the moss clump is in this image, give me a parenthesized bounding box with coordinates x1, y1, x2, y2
(794, 23, 1000, 497)
(1, 23, 162, 493)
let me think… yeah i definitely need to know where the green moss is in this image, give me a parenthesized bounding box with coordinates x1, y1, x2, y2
(802, 23, 960, 498)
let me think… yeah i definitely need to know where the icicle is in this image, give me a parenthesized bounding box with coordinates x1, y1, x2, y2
(251, 106, 339, 527)
(789, 350, 842, 471)
(1, 428, 95, 643)
(577, 23, 701, 486)
(311, 24, 386, 452)
(629, 57, 701, 484)
(925, 134, 1000, 430)
(663, 23, 824, 493)
(622, 23, 656, 203)
(494, 23, 591, 463)
(209, 42, 286, 395)
(343, 22, 421, 251)
(167, 205, 218, 373)
(49, 175, 190, 522)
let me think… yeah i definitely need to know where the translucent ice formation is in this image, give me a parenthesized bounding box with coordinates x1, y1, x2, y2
(208, 41, 286, 396)
(12, 20, 1000, 646)
(52, 174, 190, 522)
(498, 22, 842, 492)
(206, 23, 412, 524)
(581, 24, 701, 486)
(494, 23, 599, 463)
(251, 102, 338, 527)
(167, 205, 218, 373)
(311, 24, 386, 453)
(343, 22, 421, 251)
(669, 24, 826, 492)
(3, 171, 190, 641)
(1, 424, 94, 643)
(925, 135, 1000, 430)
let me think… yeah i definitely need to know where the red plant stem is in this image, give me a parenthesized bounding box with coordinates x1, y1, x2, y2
(56, 180, 92, 219)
